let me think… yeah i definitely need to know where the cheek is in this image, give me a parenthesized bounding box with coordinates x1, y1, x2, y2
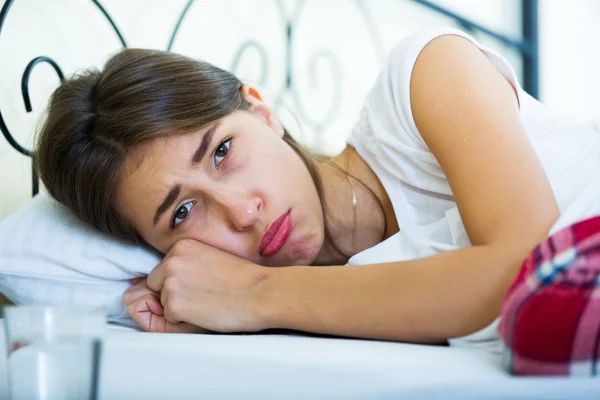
(259, 149, 312, 192)
(179, 215, 250, 259)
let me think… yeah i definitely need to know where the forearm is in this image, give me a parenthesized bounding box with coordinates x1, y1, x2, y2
(259, 245, 526, 343)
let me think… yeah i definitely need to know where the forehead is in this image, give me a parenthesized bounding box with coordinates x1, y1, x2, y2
(115, 129, 198, 227)
(122, 131, 189, 187)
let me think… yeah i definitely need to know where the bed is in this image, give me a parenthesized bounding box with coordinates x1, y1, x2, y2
(1, 0, 600, 398)
(0, 321, 599, 399)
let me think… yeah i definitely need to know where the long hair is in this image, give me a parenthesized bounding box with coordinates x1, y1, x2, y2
(35, 48, 345, 254)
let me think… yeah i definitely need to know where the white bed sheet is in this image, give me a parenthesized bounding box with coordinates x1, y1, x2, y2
(1, 322, 599, 399)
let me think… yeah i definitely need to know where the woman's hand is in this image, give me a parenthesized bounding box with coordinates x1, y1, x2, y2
(145, 239, 273, 333)
(123, 277, 210, 334)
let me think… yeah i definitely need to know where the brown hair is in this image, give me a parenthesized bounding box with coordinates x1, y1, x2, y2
(35, 48, 340, 254)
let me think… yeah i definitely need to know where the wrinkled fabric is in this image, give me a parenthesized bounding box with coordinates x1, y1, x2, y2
(499, 215, 600, 376)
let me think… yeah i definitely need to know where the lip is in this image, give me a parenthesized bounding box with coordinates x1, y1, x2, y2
(259, 210, 292, 257)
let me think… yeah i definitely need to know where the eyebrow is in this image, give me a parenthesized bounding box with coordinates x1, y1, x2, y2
(152, 123, 221, 228)
(191, 122, 221, 166)
(153, 184, 181, 227)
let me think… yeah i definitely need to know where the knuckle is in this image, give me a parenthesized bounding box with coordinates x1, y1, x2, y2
(123, 291, 132, 304)
(163, 257, 181, 275)
(123, 287, 143, 305)
(165, 302, 183, 322)
(171, 239, 203, 255)
(163, 277, 179, 293)
(172, 240, 192, 254)
(126, 301, 138, 316)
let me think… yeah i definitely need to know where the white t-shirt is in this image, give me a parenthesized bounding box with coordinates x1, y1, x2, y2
(345, 27, 600, 349)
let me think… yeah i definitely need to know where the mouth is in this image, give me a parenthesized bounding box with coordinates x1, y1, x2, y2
(259, 210, 292, 257)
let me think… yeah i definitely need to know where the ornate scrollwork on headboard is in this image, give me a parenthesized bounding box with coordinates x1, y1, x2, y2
(0, 0, 128, 195)
(0, 0, 538, 198)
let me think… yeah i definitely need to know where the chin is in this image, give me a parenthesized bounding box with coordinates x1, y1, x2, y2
(259, 253, 308, 267)
(259, 228, 321, 267)
(288, 236, 321, 266)
(257, 243, 317, 267)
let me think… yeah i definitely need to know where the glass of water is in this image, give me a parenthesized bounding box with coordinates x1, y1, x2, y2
(3, 306, 105, 400)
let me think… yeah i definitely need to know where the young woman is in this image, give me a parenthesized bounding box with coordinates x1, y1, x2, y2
(35, 27, 600, 367)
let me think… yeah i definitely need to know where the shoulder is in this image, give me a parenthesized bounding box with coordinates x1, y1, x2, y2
(355, 28, 494, 150)
(371, 27, 520, 141)
(385, 27, 479, 77)
(409, 33, 520, 146)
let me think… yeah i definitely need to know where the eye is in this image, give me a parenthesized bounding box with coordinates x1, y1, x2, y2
(171, 201, 195, 229)
(213, 138, 231, 169)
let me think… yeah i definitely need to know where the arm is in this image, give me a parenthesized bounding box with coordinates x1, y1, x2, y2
(256, 35, 559, 342)
(143, 36, 559, 341)
(262, 246, 531, 342)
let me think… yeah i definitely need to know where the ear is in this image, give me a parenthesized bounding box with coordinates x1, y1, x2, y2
(240, 85, 284, 138)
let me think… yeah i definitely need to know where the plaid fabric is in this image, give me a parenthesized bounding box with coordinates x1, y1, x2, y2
(498, 214, 600, 376)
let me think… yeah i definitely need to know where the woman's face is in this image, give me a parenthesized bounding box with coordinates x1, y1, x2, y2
(115, 95, 325, 267)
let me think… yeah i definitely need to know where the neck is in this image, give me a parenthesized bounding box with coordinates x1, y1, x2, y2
(312, 146, 398, 266)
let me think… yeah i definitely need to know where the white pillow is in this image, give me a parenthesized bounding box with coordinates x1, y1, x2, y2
(0, 193, 161, 321)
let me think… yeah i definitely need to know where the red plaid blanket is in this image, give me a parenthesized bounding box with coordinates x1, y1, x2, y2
(499, 214, 600, 376)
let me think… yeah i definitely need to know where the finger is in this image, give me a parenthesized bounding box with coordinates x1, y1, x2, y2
(165, 239, 210, 258)
(126, 293, 164, 332)
(166, 323, 213, 334)
(159, 278, 183, 325)
(127, 294, 211, 334)
(163, 302, 182, 326)
(160, 282, 168, 308)
(123, 280, 147, 305)
(159, 283, 181, 325)
(167, 239, 201, 257)
(147, 261, 168, 293)
(125, 294, 206, 334)
(123, 279, 156, 305)
(129, 276, 146, 285)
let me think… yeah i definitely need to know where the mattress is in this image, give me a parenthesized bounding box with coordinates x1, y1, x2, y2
(1, 322, 599, 399)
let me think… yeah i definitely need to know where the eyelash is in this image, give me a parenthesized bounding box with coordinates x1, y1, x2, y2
(170, 137, 233, 229)
(171, 200, 195, 229)
(213, 136, 233, 169)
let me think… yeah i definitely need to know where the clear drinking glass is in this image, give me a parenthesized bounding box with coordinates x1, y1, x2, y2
(3, 306, 105, 400)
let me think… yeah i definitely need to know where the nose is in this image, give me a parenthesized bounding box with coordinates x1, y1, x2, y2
(215, 189, 262, 232)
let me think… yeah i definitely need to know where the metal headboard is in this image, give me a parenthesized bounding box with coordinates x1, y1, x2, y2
(0, 0, 539, 198)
